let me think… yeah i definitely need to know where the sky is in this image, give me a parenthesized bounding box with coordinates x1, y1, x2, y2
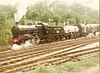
(0, 0, 98, 9)
(0, 0, 99, 22)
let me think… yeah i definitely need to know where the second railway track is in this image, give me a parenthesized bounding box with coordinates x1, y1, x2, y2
(0, 37, 99, 73)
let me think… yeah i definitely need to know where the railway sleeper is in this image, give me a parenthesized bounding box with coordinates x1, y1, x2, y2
(52, 58, 71, 65)
(21, 65, 37, 72)
(0, 59, 21, 67)
(9, 64, 37, 73)
(0, 65, 14, 72)
(4, 60, 37, 72)
(70, 56, 80, 61)
(0, 67, 6, 72)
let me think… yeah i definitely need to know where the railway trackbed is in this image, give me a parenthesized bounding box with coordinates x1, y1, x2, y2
(0, 37, 99, 73)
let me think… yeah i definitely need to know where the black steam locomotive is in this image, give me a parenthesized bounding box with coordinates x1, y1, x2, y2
(8, 22, 70, 45)
(8, 22, 98, 46)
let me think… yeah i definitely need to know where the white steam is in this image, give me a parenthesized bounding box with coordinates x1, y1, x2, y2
(14, 6, 27, 22)
(14, 0, 28, 22)
(11, 39, 34, 50)
(14, 0, 41, 22)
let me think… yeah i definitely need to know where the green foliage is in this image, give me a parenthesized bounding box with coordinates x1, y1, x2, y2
(0, 21, 8, 44)
(52, 15, 60, 26)
(0, 5, 17, 44)
(67, 18, 76, 25)
(26, 1, 98, 25)
(34, 65, 49, 73)
(0, 12, 8, 24)
(0, 18, 15, 44)
(0, 5, 17, 18)
(26, 1, 52, 22)
(80, 57, 99, 68)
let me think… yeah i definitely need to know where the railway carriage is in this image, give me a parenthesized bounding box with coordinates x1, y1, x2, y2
(63, 25, 79, 39)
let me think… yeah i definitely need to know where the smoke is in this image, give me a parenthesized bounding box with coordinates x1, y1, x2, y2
(14, 6, 27, 22)
(14, 1, 28, 22)
(14, 0, 42, 22)
(11, 39, 35, 50)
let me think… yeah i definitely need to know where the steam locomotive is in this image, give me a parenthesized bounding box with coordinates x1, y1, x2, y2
(8, 22, 68, 45)
(7, 22, 98, 49)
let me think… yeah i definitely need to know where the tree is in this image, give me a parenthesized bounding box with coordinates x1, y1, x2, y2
(52, 15, 60, 26)
(0, 5, 17, 18)
(0, 12, 8, 24)
(26, 1, 52, 22)
(26, 1, 98, 25)
(0, 5, 17, 44)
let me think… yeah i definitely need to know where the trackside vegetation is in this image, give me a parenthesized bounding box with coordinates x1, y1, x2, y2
(0, 5, 17, 44)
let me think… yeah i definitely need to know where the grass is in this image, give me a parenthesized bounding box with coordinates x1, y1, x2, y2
(21, 54, 99, 73)
(61, 55, 99, 72)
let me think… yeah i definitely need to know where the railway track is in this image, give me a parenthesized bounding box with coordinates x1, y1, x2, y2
(0, 37, 97, 55)
(0, 37, 98, 61)
(4, 47, 99, 73)
(0, 37, 99, 73)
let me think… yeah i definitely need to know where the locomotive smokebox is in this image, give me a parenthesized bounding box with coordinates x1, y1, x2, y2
(11, 22, 19, 38)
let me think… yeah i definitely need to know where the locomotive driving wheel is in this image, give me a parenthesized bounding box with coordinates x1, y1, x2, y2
(31, 35, 40, 45)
